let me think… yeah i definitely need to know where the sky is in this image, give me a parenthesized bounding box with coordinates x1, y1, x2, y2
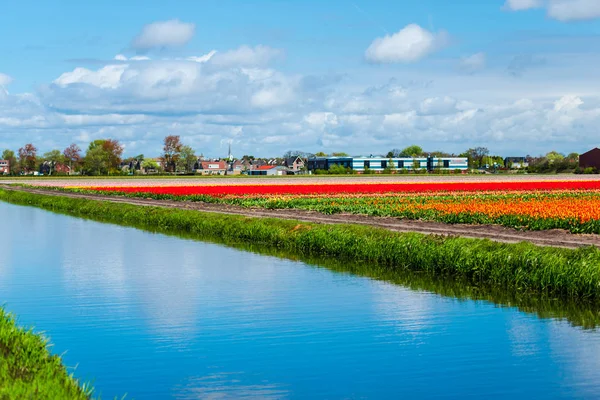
(1, 0, 600, 158)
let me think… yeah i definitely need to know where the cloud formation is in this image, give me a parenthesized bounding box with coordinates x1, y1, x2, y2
(365, 24, 448, 64)
(504, 0, 600, 21)
(460, 53, 486, 74)
(131, 19, 196, 50)
(503, 0, 543, 11)
(0, 73, 12, 87)
(547, 0, 600, 21)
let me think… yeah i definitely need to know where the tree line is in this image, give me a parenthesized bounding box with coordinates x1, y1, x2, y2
(0, 136, 203, 176)
(1, 139, 585, 176)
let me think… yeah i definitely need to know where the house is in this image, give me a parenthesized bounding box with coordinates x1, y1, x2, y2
(228, 160, 245, 175)
(248, 165, 289, 176)
(39, 161, 71, 175)
(285, 156, 305, 173)
(580, 148, 600, 170)
(504, 157, 529, 169)
(0, 160, 9, 174)
(196, 160, 227, 175)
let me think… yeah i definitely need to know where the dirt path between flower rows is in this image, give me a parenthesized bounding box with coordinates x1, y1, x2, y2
(3, 184, 600, 250)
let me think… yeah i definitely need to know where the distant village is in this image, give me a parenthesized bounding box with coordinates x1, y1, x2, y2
(1, 136, 599, 176)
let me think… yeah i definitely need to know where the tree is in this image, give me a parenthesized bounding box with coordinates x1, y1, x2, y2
(545, 151, 565, 163)
(18, 144, 37, 174)
(331, 152, 349, 157)
(83, 146, 107, 175)
(283, 150, 311, 159)
(162, 135, 183, 173)
(400, 145, 424, 157)
(462, 147, 489, 169)
(314, 151, 328, 157)
(63, 143, 82, 175)
(412, 159, 421, 172)
(84, 139, 123, 175)
(141, 159, 160, 173)
(177, 145, 197, 173)
(42, 149, 64, 175)
(566, 153, 579, 162)
(1, 149, 17, 175)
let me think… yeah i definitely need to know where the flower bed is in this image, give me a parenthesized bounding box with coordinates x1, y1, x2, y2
(66, 180, 600, 233)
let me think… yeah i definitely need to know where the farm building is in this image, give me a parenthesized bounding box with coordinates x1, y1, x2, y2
(247, 165, 289, 176)
(0, 159, 9, 174)
(580, 148, 600, 170)
(307, 156, 468, 173)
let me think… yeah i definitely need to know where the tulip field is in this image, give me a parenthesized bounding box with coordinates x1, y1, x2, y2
(66, 179, 600, 234)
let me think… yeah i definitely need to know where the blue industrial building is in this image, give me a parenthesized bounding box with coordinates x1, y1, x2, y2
(307, 156, 468, 173)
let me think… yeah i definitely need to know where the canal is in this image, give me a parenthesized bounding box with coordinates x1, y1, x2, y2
(1, 201, 599, 399)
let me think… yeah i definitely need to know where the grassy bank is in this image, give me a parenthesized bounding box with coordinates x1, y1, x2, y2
(0, 308, 92, 399)
(2, 188, 600, 300)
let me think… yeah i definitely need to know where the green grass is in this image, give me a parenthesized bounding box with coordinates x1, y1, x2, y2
(0, 308, 92, 399)
(2, 188, 600, 300)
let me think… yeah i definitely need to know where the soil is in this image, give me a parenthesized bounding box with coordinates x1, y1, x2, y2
(3, 184, 600, 250)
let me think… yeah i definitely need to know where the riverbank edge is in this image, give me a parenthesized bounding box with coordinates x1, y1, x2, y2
(0, 308, 92, 399)
(2, 188, 600, 300)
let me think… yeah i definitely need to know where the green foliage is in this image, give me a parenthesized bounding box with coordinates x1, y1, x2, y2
(328, 164, 351, 174)
(461, 147, 489, 169)
(2, 188, 600, 300)
(177, 145, 196, 173)
(362, 166, 376, 174)
(0, 308, 92, 399)
(400, 145, 423, 157)
(546, 151, 565, 163)
(84, 139, 123, 175)
(141, 159, 160, 171)
(1, 149, 17, 175)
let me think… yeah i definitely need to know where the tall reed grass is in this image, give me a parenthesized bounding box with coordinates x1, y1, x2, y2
(0, 308, 93, 399)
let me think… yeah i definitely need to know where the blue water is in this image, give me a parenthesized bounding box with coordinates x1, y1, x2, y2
(1, 202, 600, 399)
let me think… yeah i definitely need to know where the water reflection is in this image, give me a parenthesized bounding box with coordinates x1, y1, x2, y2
(2, 201, 600, 399)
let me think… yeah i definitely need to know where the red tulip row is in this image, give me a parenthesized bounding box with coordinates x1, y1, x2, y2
(83, 180, 600, 197)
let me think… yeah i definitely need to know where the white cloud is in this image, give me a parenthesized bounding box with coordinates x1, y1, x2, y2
(460, 52, 486, 73)
(547, 0, 600, 21)
(187, 51, 217, 63)
(505, 0, 600, 21)
(365, 24, 448, 64)
(209, 45, 283, 67)
(0, 73, 13, 87)
(5, 43, 600, 158)
(419, 97, 458, 115)
(114, 54, 151, 62)
(54, 65, 127, 89)
(131, 19, 195, 50)
(503, 0, 543, 11)
(553, 94, 583, 111)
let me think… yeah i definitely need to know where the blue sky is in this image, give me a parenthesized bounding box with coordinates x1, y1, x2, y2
(1, 0, 600, 157)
